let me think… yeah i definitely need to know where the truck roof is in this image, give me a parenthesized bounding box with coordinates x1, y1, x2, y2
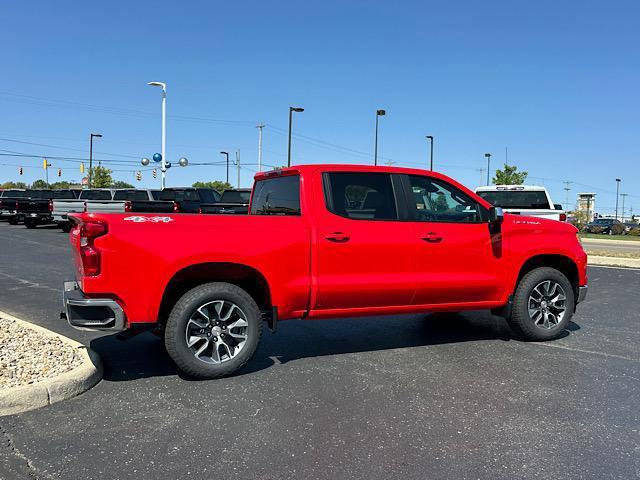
(475, 185, 548, 192)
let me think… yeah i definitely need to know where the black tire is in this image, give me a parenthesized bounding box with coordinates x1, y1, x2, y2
(24, 219, 37, 229)
(164, 282, 262, 379)
(60, 222, 72, 233)
(8, 217, 18, 225)
(507, 267, 575, 341)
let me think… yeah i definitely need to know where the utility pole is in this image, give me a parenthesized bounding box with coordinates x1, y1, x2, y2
(563, 181, 572, 211)
(615, 178, 621, 220)
(256, 123, 265, 172)
(621, 193, 628, 222)
(236, 149, 241, 188)
(484, 153, 492, 186)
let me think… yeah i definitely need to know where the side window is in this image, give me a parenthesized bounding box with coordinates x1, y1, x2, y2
(324, 172, 398, 220)
(408, 175, 483, 223)
(250, 175, 301, 215)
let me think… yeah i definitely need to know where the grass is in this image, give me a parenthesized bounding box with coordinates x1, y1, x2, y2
(579, 233, 640, 242)
(583, 248, 640, 259)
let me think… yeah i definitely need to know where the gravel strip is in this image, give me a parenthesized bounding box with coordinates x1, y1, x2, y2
(0, 317, 83, 388)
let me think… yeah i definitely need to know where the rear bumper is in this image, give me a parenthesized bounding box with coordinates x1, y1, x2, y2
(577, 285, 588, 304)
(62, 281, 125, 331)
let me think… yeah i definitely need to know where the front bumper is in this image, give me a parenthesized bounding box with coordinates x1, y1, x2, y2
(62, 281, 125, 331)
(577, 285, 588, 304)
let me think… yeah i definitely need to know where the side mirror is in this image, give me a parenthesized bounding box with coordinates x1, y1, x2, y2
(488, 206, 504, 224)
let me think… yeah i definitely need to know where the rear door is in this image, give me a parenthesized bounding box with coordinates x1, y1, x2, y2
(313, 171, 416, 310)
(404, 174, 503, 305)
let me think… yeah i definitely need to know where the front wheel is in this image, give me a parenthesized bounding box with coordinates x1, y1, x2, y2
(24, 218, 37, 229)
(164, 282, 262, 379)
(507, 267, 575, 341)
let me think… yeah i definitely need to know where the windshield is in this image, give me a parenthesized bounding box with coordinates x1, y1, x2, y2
(477, 190, 550, 209)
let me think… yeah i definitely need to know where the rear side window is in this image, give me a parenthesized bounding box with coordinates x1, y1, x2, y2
(477, 190, 550, 209)
(81, 190, 113, 200)
(51, 190, 76, 199)
(197, 189, 220, 203)
(221, 190, 251, 203)
(250, 175, 301, 215)
(324, 172, 398, 220)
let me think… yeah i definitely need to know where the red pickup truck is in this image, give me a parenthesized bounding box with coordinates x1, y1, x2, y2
(63, 164, 588, 379)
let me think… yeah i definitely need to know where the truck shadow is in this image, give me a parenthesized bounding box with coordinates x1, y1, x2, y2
(90, 311, 578, 382)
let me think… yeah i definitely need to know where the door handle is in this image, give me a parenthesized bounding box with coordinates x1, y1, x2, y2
(420, 232, 443, 243)
(324, 232, 350, 243)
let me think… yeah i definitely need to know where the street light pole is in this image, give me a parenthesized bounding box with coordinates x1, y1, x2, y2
(287, 107, 304, 167)
(148, 82, 167, 188)
(220, 152, 229, 183)
(374, 109, 386, 166)
(256, 123, 264, 172)
(615, 178, 621, 220)
(88, 133, 102, 188)
(426, 135, 434, 170)
(484, 153, 492, 186)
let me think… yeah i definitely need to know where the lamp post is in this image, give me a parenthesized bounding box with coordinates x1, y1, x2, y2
(484, 153, 492, 186)
(426, 135, 434, 170)
(288, 107, 304, 167)
(220, 151, 229, 183)
(148, 81, 167, 188)
(88, 133, 102, 188)
(615, 178, 621, 220)
(620, 193, 628, 222)
(374, 109, 386, 166)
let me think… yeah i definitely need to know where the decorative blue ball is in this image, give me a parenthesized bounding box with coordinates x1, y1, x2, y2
(152, 153, 162, 162)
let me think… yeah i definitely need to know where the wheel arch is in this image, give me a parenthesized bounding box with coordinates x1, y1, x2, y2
(515, 254, 579, 301)
(157, 262, 272, 327)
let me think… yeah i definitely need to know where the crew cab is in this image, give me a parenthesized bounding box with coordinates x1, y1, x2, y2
(63, 165, 588, 379)
(200, 188, 251, 215)
(475, 185, 566, 221)
(18, 189, 80, 228)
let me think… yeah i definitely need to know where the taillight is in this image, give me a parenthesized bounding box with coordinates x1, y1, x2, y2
(78, 221, 108, 276)
(48, 199, 53, 213)
(559, 213, 567, 222)
(15, 201, 20, 210)
(198, 207, 202, 214)
(124, 200, 132, 212)
(173, 201, 180, 213)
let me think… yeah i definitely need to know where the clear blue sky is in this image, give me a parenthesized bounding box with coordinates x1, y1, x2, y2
(1, 0, 638, 215)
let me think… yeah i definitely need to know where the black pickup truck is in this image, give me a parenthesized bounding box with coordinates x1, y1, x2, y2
(1, 190, 32, 224)
(17, 190, 79, 228)
(151, 188, 221, 213)
(199, 188, 251, 215)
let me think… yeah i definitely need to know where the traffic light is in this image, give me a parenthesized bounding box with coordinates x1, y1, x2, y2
(152, 169, 157, 179)
(43, 158, 48, 169)
(19, 167, 23, 175)
(80, 163, 85, 174)
(57, 168, 62, 177)
(136, 171, 142, 181)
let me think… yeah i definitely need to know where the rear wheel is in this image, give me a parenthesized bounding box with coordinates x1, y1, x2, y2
(8, 217, 18, 225)
(24, 218, 37, 229)
(507, 267, 574, 341)
(164, 282, 262, 379)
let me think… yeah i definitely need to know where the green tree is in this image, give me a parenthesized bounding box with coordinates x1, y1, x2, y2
(31, 179, 49, 189)
(50, 181, 72, 189)
(192, 181, 232, 192)
(111, 180, 134, 188)
(1, 181, 28, 189)
(492, 163, 528, 185)
(90, 166, 113, 188)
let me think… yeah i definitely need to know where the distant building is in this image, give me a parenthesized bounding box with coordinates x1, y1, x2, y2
(577, 193, 596, 222)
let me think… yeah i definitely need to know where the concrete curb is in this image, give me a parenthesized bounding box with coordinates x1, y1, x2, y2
(0, 311, 102, 417)
(589, 256, 640, 269)
(581, 237, 640, 246)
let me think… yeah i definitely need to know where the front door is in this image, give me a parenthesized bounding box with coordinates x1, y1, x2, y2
(403, 174, 503, 306)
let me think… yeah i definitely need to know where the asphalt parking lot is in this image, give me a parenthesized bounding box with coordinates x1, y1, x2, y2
(0, 222, 639, 480)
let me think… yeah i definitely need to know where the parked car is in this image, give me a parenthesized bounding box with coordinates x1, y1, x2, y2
(0, 189, 31, 224)
(151, 187, 221, 213)
(62, 164, 588, 379)
(200, 188, 251, 215)
(623, 221, 639, 234)
(475, 185, 566, 221)
(52, 189, 116, 232)
(583, 218, 624, 235)
(17, 189, 79, 228)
